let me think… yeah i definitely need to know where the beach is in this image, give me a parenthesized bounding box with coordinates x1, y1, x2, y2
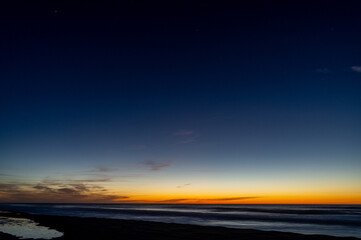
(0, 210, 360, 240)
(2, 1, 361, 238)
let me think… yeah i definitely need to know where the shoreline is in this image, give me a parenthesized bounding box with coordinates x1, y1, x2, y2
(0, 211, 360, 240)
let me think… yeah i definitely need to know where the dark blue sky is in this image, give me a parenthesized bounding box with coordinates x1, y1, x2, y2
(1, 1, 360, 203)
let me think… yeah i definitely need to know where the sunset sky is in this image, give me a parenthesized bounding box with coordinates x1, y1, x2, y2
(1, 1, 360, 204)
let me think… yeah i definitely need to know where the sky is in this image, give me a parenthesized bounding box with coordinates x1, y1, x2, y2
(0, 1, 360, 204)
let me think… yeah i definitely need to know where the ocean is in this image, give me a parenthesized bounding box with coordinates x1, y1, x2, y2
(0, 204, 360, 238)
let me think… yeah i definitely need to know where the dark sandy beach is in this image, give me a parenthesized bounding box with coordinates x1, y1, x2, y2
(0, 211, 360, 240)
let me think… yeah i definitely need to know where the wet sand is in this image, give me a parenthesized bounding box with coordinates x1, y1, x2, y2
(0, 211, 359, 240)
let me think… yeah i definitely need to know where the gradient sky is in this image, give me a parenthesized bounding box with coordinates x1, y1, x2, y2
(1, 1, 361, 204)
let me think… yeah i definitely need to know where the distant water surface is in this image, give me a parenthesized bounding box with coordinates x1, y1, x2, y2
(0, 204, 360, 238)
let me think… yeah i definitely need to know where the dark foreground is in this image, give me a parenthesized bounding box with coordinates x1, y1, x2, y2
(0, 211, 360, 240)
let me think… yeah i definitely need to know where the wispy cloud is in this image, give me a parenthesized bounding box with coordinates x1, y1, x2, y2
(174, 130, 195, 136)
(42, 177, 112, 184)
(351, 66, 361, 73)
(33, 182, 98, 195)
(180, 134, 200, 143)
(193, 170, 218, 173)
(176, 183, 191, 188)
(214, 197, 258, 201)
(0, 173, 12, 177)
(0, 178, 127, 203)
(129, 144, 147, 150)
(92, 166, 118, 173)
(159, 198, 190, 203)
(160, 196, 260, 203)
(174, 130, 199, 143)
(144, 159, 171, 171)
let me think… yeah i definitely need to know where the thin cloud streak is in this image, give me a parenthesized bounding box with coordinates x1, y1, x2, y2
(193, 170, 218, 173)
(42, 177, 112, 184)
(351, 66, 361, 73)
(214, 197, 259, 201)
(144, 159, 171, 171)
(129, 144, 147, 150)
(160, 196, 261, 203)
(176, 183, 191, 188)
(0, 173, 12, 177)
(92, 166, 118, 173)
(159, 198, 190, 203)
(180, 134, 200, 143)
(174, 130, 195, 136)
(174, 130, 200, 144)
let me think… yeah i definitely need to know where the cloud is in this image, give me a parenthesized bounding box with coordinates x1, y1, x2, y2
(176, 183, 191, 188)
(33, 182, 107, 197)
(159, 198, 190, 203)
(213, 197, 259, 201)
(129, 144, 147, 150)
(174, 130, 200, 143)
(92, 166, 118, 173)
(144, 159, 171, 171)
(174, 130, 195, 136)
(351, 66, 361, 73)
(42, 177, 112, 184)
(180, 134, 200, 143)
(0, 183, 28, 191)
(160, 196, 260, 203)
(193, 170, 218, 173)
(0, 179, 128, 203)
(0, 173, 12, 177)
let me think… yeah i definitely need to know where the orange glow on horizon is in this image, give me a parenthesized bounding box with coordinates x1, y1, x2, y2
(111, 194, 361, 205)
(2, 177, 360, 204)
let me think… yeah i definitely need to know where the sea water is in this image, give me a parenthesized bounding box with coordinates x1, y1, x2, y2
(0, 204, 360, 238)
(0, 215, 63, 239)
